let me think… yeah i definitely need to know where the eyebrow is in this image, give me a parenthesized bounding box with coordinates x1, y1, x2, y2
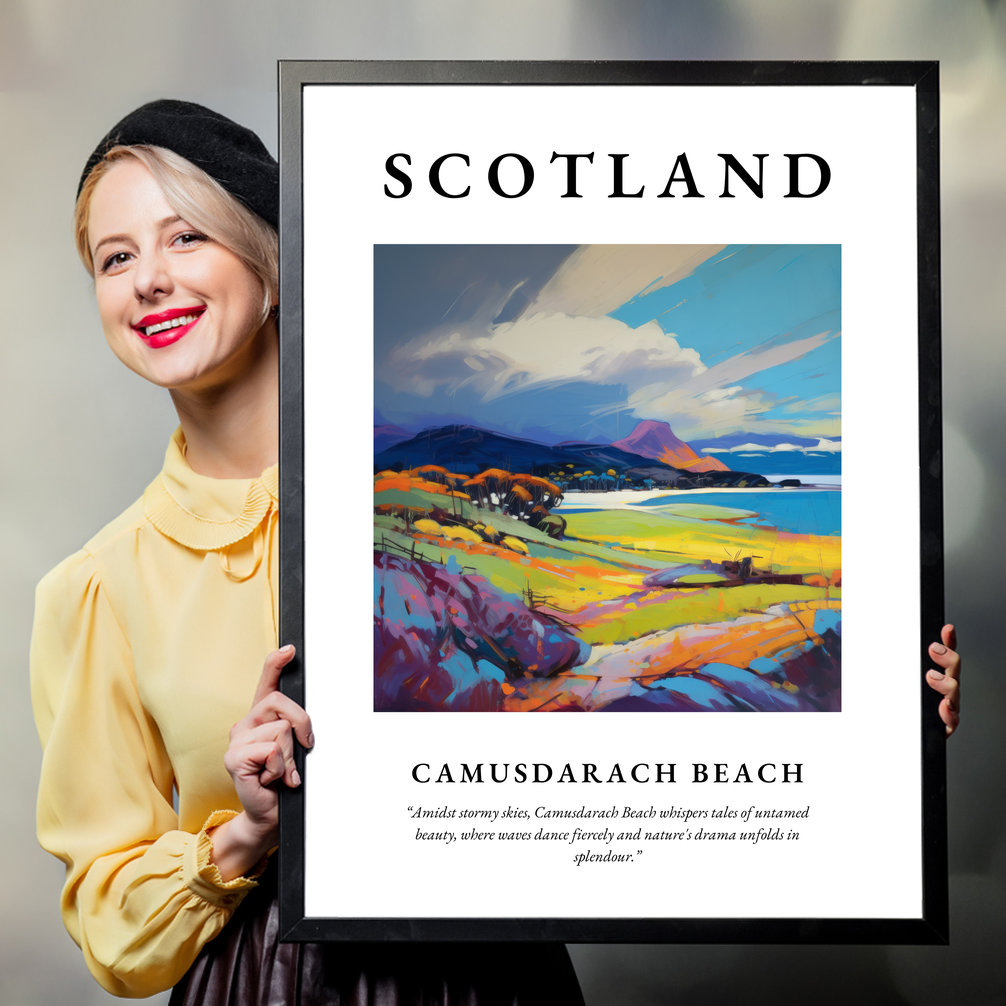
(91, 215, 185, 258)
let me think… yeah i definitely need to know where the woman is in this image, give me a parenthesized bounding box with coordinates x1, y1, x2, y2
(31, 99, 586, 1003)
(32, 99, 962, 1003)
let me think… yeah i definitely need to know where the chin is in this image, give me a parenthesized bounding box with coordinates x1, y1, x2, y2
(110, 321, 271, 393)
(122, 353, 218, 391)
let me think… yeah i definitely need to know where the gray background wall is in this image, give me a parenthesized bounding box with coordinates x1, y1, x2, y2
(1, 2, 1003, 1003)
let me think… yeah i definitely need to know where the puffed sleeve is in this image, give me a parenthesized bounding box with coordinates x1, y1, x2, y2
(31, 549, 262, 998)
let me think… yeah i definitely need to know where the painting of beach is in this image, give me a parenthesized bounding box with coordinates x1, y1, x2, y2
(373, 244, 841, 712)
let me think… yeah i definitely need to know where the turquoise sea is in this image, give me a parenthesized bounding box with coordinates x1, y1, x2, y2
(630, 489, 842, 537)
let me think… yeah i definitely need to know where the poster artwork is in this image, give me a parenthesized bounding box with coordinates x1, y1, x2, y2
(373, 243, 841, 714)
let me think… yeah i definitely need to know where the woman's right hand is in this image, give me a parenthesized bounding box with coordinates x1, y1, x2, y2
(209, 645, 314, 881)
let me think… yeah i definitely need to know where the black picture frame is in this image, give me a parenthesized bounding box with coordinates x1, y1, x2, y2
(277, 60, 945, 945)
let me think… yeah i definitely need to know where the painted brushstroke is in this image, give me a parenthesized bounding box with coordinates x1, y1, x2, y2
(374, 244, 841, 712)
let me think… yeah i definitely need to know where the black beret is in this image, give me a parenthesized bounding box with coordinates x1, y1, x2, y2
(78, 99, 278, 228)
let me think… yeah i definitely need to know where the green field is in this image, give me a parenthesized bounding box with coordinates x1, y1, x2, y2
(374, 485, 840, 647)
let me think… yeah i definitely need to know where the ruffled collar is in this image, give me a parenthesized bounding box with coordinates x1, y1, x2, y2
(143, 428, 278, 551)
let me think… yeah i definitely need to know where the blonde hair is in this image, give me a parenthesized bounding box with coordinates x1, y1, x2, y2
(75, 145, 278, 323)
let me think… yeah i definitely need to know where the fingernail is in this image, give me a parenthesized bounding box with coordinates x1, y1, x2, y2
(928, 669, 944, 679)
(307, 732, 315, 748)
(280, 644, 295, 654)
(931, 643, 947, 654)
(291, 768, 301, 787)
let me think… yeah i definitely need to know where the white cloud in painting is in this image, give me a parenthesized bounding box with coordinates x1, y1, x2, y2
(702, 439, 842, 454)
(595, 328, 841, 436)
(388, 312, 705, 400)
(389, 242, 840, 439)
(806, 438, 841, 452)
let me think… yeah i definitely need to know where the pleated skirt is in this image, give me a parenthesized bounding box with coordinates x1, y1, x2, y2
(169, 870, 585, 1006)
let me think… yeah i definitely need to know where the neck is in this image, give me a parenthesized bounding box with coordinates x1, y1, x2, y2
(169, 319, 280, 479)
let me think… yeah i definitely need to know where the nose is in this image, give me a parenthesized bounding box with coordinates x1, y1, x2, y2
(133, 247, 173, 303)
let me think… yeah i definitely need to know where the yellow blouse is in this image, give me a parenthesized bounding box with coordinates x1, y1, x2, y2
(31, 428, 279, 998)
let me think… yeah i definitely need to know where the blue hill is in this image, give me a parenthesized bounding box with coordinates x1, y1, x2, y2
(374, 425, 771, 488)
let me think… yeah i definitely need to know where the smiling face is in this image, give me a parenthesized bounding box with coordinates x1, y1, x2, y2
(87, 158, 272, 392)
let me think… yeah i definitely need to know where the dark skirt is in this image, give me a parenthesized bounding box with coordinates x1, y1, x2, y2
(169, 869, 585, 1006)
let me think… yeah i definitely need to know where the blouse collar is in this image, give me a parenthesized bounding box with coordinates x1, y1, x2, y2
(143, 428, 278, 551)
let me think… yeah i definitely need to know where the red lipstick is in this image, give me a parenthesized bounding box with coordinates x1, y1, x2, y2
(132, 306, 205, 349)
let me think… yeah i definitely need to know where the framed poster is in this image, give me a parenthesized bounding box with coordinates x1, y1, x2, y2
(277, 61, 946, 943)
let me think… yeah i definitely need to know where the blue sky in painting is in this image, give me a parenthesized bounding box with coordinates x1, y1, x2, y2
(374, 244, 841, 446)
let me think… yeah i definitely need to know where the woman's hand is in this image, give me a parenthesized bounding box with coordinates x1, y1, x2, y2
(926, 624, 961, 738)
(209, 645, 314, 881)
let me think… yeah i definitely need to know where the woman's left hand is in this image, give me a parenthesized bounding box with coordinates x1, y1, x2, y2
(926, 624, 961, 737)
